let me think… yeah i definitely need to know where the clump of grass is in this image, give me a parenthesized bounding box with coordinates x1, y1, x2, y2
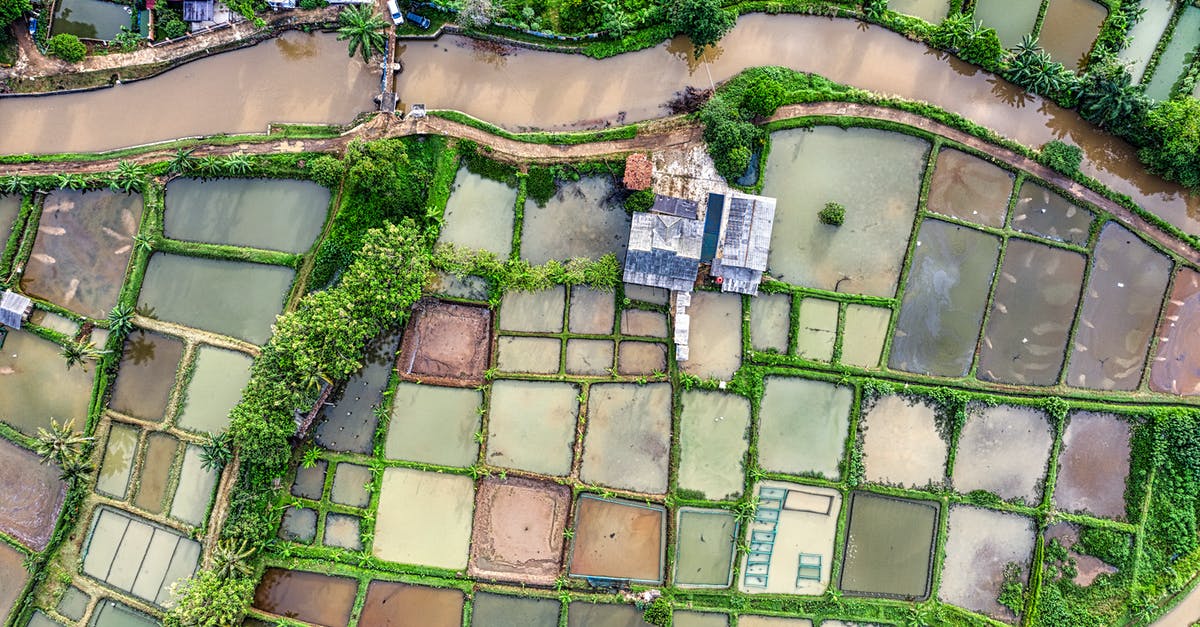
(819, 201, 845, 226)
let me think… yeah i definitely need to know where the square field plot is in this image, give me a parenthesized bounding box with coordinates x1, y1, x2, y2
(839, 493, 938, 599)
(581, 383, 672, 494)
(681, 291, 743, 380)
(496, 336, 561, 374)
(939, 506, 1035, 621)
(675, 508, 737, 587)
(618, 341, 668, 375)
(108, 329, 184, 422)
(437, 165, 518, 258)
(472, 592, 561, 627)
(621, 309, 669, 337)
(386, 383, 481, 467)
(795, 297, 837, 362)
(1053, 412, 1132, 520)
(373, 468, 475, 569)
(568, 602, 653, 627)
(677, 390, 751, 500)
(861, 395, 946, 489)
(396, 299, 492, 386)
(926, 148, 1013, 228)
(569, 287, 616, 334)
(469, 477, 570, 585)
(565, 339, 615, 375)
(81, 507, 201, 606)
(175, 346, 253, 434)
(253, 569, 358, 626)
(164, 178, 329, 254)
(520, 176, 630, 264)
(486, 380, 579, 476)
(569, 496, 665, 583)
(750, 293, 791, 353)
(758, 377, 852, 479)
(973, 0, 1039, 47)
(952, 405, 1052, 504)
(840, 304, 891, 369)
(499, 286, 564, 332)
(0, 437, 67, 551)
(359, 581, 465, 627)
(0, 329, 94, 437)
(740, 482, 841, 595)
(1012, 181, 1093, 245)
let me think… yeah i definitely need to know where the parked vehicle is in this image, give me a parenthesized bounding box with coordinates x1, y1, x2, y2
(405, 11, 430, 29)
(387, 0, 404, 25)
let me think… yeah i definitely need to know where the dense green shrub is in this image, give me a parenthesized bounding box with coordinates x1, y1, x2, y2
(741, 73, 786, 118)
(1078, 527, 1132, 569)
(818, 201, 845, 226)
(642, 597, 672, 626)
(526, 166, 558, 206)
(160, 18, 188, 39)
(307, 155, 344, 188)
(624, 188, 654, 212)
(930, 12, 1003, 71)
(997, 562, 1025, 615)
(1138, 97, 1200, 191)
(459, 139, 519, 184)
(47, 33, 86, 62)
(299, 0, 327, 8)
(1039, 140, 1083, 176)
(670, 0, 733, 55)
(163, 571, 254, 627)
(0, 0, 31, 30)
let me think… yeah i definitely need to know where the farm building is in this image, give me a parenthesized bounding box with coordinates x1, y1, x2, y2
(623, 197, 704, 293)
(710, 193, 776, 296)
(0, 291, 32, 329)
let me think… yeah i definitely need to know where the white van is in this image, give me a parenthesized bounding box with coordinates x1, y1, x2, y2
(388, 0, 404, 25)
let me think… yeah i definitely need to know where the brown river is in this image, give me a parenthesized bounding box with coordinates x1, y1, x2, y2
(1, 14, 1197, 233)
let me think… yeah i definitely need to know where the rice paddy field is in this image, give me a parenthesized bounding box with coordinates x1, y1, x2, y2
(0, 114, 1195, 627)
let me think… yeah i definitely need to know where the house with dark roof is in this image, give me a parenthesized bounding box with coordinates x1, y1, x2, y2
(0, 291, 32, 330)
(623, 196, 704, 293)
(710, 193, 776, 296)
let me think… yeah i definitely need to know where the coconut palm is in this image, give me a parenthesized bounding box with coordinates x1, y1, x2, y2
(1079, 61, 1146, 130)
(34, 419, 93, 468)
(61, 340, 106, 371)
(337, 4, 389, 64)
(166, 147, 197, 175)
(107, 303, 136, 337)
(53, 173, 87, 190)
(200, 432, 233, 472)
(1, 176, 33, 196)
(58, 454, 96, 485)
(211, 538, 257, 578)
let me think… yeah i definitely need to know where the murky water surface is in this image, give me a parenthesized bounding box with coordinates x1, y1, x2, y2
(253, 568, 358, 626)
(1039, 0, 1107, 70)
(164, 178, 329, 253)
(0, 437, 66, 551)
(840, 493, 937, 598)
(108, 329, 184, 421)
(926, 149, 1013, 228)
(1142, 7, 1200, 100)
(1151, 268, 1200, 394)
(0, 329, 94, 436)
(1120, 0, 1176, 82)
(973, 0, 1040, 48)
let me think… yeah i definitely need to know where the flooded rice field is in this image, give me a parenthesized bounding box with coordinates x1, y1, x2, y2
(762, 127, 926, 297)
(95, 422, 137, 499)
(568, 602, 654, 627)
(840, 304, 891, 369)
(939, 506, 1035, 620)
(486, 380, 578, 475)
(0, 542, 28, 619)
(438, 167, 517, 258)
(620, 308, 668, 337)
(253, 568, 358, 626)
(673, 611, 729, 627)
(840, 493, 937, 599)
(107, 329, 184, 421)
(386, 383, 480, 466)
(677, 390, 751, 500)
(1142, 7, 1200, 100)
(618, 340, 667, 374)
(138, 253, 294, 344)
(976, 239, 1085, 386)
(674, 508, 737, 587)
(0, 329, 94, 435)
(134, 431, 179, 514)
(520, 176, 629, 264)
(889, 219, 1000, 378)
(1120, 0, 1176, 82)
(972, 0, 1041, 48)
(795, 298, 838, 362)
(1151, 268, 1200, 395)
(175, 345, 253, 433)
(1054, 412, 1131, 520)
(758, 377, 852, 479)
(1039, 0, 1107, 70)
(680, 290, 742, 379)
(570, 287, 616, 334)
(315, 328, 402, 453)
(330, 463, 372, 508)
(565, 338, 615, 375)
(860, 395, 946, 489)
(496, 335, 561, 373)
(750, 293, 791, 353)
(472, 592, 560, 627)
(22, 190, 142, 318)
(373, 468, 474, 569)
(89, 601, 158, 627)
(0, 437, 66, 551)
(581, 383, 672, 493)
(164, 178, 329, 254)
(0, 196, 19, 260)
(469, 477, 570, 585)
(169, 445, 218, 525)
(1066, 222, 1171, 391)
(1011, 181, 1093, 245)
(951, 405, 1052, 504)
(569, 496, 664, 582)
(81, 507, 201, 606)
(926, 149, 1013, 228)
(359, 581, 464, 627)
(499, 287, 564, 332)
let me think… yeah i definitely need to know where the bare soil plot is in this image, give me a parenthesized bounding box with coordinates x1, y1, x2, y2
(108, 329, 184, 422)
(570, 287, 616, 334)
(486, 380, 579, 476)
(499, 286, 565, 332)
(0, 539, 28, 618)
(359, 581, 465, 627)
(253, 568, 358, 627)
(620, 309, 668, 337)
(496, 336, 561, 374)
(569, 496, 665, 582)
(618, 341, 668, 375)
(0, 437, 66, 551)
(860, 395, 946, 489)
(939, 506, 1035, 621)
(677, 390, 751, 500)
(952, 405, 1052, 504)
(469, 477, 570, 585)
(840, 304, 891, 369)
(758, 377, 852, 479)
(1151, 268, 1200, 395)
(751, 293, 791, 353)
(926, 148, 1013, 228)
(386, 383, 481, 467)
(374, 468, 475, 569)
(396, 299, 492, 387)
(681, 291, 743, 380)
(581, 383, 672, 494)
(1053, 412, 1131, 520)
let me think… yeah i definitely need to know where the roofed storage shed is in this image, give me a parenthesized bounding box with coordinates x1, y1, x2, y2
(0, 291, 32, 329)
(624, 211, 704, 292)
(711, 193, 776, 295)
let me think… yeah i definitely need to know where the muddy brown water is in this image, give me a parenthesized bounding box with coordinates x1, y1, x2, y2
(253, 568, 359, 626)
(926, 148, 1014, 229)
(134, 432, 179, 514)
(570, 496, 665, 582)
(1039, 0, 1108, 71)
(108, 329, 184, 422)
(1151, 268, 1200, 395)
(1054, 411, 1132, 520)
(0, 542, 29, 619)
(0, 437, 66, 551)
(472, 592, 561, 627)
(360, 581, 464, 627)
(470, 476, 570, 585)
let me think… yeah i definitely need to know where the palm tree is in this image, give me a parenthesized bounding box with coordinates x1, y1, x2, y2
(1079, 64, 1145, 130)
(61, 340, 106, 371)
(223, 154, 253, 175)
(107, 303, 136, 337)
(58, 455, 96, 485)
(34, 419, 94, 468)
(166, 147, 197, 175)
(200, 432, 233, 472)
(53, 173, 87, 190)
(211, 538, 257, 578)
(1, 176, 33, 196)
(133, 234, 154, 253)
(337, 5, 388, 64)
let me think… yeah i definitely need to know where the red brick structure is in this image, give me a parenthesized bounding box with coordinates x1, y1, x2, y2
(624, 153, 653, 190)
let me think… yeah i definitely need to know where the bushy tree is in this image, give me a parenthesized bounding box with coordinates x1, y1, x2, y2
(1138, 97, 1200, 190)
(741, 74, 786, 117)
(307, 155, 344, 188)
(931, 13, 1003, 71)
(1077, 56, 1147, 133)
(1006, 34, 1077, 101)
(671, 0, 734, 57)
(47, 33, 87, 62)
(457, 0, 501, 29)
(160, 18, 188, 39)
(0, 0, 31, 30)
(336, 4, 388, 63)
(163, 571, 254, 627)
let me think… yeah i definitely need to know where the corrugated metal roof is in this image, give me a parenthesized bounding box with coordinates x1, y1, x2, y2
(624, 212, 703, 292)
(651, 195, 699, 220)
(718, 194, 775, 271)
(182, 0, 213, 21)
(0, 291, 31, 329)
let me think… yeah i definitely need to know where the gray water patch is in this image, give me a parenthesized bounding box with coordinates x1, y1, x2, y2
(96, 422, 138, 499)
(0, 196, 18, 261)
(323, 513, 362, 550)
(624, 284, 669, 305)
(840, 304, 891, 369)
(618, 341, 668, 375)
(51, 0, 134, 40)
(927, 148, 1013, 228)
(840, 492, 937, 599)
(88, 601, 159, 627)
(761, 126, 927, 297)
(681, 291, 743, 380)
(427, 271, 491, 301)
(28, 611, 63, 627)
(889, 219, 1000, 377)
(0, 329, 94, 436)
(620, 309, 668, 337)
(330, 463, 373, 508)
(567, 602, 654, 627)
(170, 445, 218, 526)
(315, 328, 402, 454)
(977, 238, 1085, 386)
(521, 176, 630, 264)
(581, 383, 673, 493)
(56, 586, 89, 622)
(796, 298, 838, 362)
(138, 253, 295, 345)
(1143, 6, 1200, 100)
(26, 310, 77, 336)
(81, 507, 202, 606)
(499, 286, 565, 332)
(952, 405, 1052, 504)
(861, 395, 946, 489)
(673, 612, 729, 627)
(674, 508, 737, 587)
(279, 507, 318, 543)
(134, 433, 178, 515)
(566, 339, 614, 375)
(678, 390, 751, 500)
(1054, 412, 1131, 520)
(437, 166, 518, 258)
(164, 178, 329, 254)
(751, 292, 791, 353)
(486, 380, 579, 475)
(291, 460, 327, 501)
(973, 0, 1041, 47)
(386, 382, 481, 466)
(1120, 0, 1176, 82)
(108, 329, 185, 423)
(1067, 222, 1171, 391)
(570, 287, 616, 334)
(939, 506, 1035, 621)
(888, 0, 948, 22)
(1011, 181, 1093, 245)
(758, 377, 851, 479)
(738, 618, 813, 627)
(497, 336, 561, 374)
(0, 542, 26, 618)
(176, 346, 254, 434)
(471, 592, 561, 626)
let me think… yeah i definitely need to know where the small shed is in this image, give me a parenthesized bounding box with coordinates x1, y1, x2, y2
(650, 194, 699, 220)
(710, 193, 776, 296)
(0, 291, 33, 329)
(182, 0, 214, 22)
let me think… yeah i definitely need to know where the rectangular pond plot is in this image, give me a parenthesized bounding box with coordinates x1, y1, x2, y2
(81, 507, 201, 606)
(164, 178, 329, 254)
(678, 390, 751, 501)
(617, 341, 667, 375)
(253, 569, 359, 627)
(95, 422, 139, 499)
(496, 336, 561, 374)
(1067, 223, 1171, 390)
(1011, 181, 1093, 245)
(108, 329, 184, 422)
(472, 592, 561, 627)
(138, 254, 294, 345)
(861, 396, 946, 489)
(133, 432, 179, 514)
(758, 377, 852, 479)
(358, 581, 464, 627)
(674, 508, 737, 587)
(386, 383, 481, 467)
(939, 506, 1035, 621)
(1151, 268, 1200, 394)
(0, 329, 94, 436)
(796, 298, 837, 362)
(437, 166, 517, 258)
(88, 600, 159, 627)
(568, 602, 653, 627)
(21, 190, 142, 319)
(680, 290, 743, 380)
(1039, 0, 1108, 70)
(427, 271, 491, 301)
(952, 405, 1053, 504)
(569, 496, 665, 583)
(486, 380, 579, 476)
(176, 346, 254, 434)
(889, 220, 1000, 378)
(974, 0, 1041, 47)
(977, 238, 1085, 386)
(169, 445, 218, 526)
(750, 293, 791, 353)
(316, 328, 402, 453)
(673, 612, 729, 627)
(1121, 0, 1176, 82)
(0, 520, 30, 617)
(926, 149, 1014, 228)
(761, 127, 927, 297)
(581, 383, 673, 494)
(469, 477, 570, 585)
(0, 428, 67, 552)
(520, 176, 630, 265)
(619, 309, 668, 338)
(1142, 7, 1200, 100)
(840, 304, 891, 369)
(398, 300, 492, 387)
(1053, 412, 1132, 520)
(373, 468, 475, 570)
(499, 287, 565, 333)
(839, 493, 937, 599)
(569, 287, 616, 334)
(739, 482, 841, 596)
(51, 0, 132, 40)
(0, 196, 19, 261)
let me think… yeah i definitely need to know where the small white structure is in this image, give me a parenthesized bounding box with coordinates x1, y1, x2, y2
(0, 290, 33, 329)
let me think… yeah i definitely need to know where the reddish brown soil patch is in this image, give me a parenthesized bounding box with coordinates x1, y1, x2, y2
(1151, 268, 1200, 395)
(359, 581, 464, 627)
(1053, 412, 1131, 520)
(0, 541, 29, 617)
(569, 496, 665, 582)
(469, 477, 570, 585)
(0, 437, 66, 551)
(396, 299, 492, 387)
(252, 568, 358, 626)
